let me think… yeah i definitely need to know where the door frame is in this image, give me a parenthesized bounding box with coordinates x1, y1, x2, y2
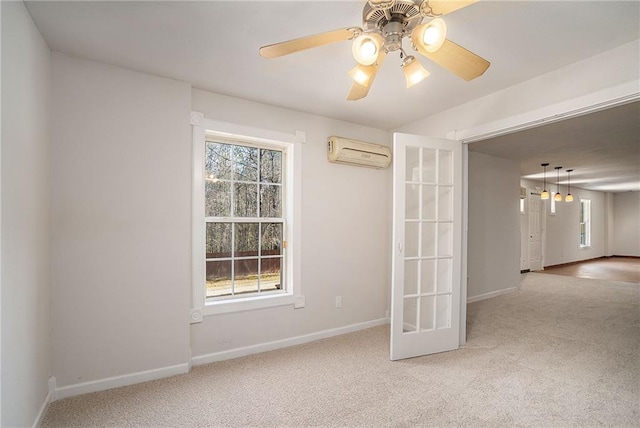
(448, 84, 638, 345)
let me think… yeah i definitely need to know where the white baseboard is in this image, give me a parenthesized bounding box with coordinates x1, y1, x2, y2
(467, 287, 518, 303)
(54, 363, 189, 401)
(192, 318, 389, 367)
(32, 391, 52, 428)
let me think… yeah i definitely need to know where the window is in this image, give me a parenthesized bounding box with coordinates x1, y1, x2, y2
(191, 115, 301, 316)
(580, 199, 591, 247)
(204, 141, 285, 299)
(550, 192, 557, 215)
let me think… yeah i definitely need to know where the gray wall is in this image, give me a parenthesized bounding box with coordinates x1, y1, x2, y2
(467, 152, 521, 300)
(1, 2, 52, 426)
(50, 53, 192, 387)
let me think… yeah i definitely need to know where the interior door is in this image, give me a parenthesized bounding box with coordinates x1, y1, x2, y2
(391, 133, 462, 361)
(528, 194, 543, 271)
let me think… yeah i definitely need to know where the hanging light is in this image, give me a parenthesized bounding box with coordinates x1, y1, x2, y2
(565, 169, 574, 202)
(554, 166, 563, 202)
(540, 163, 550, 200)
(401, 55, 430, 88)
(352, 33, 384, 66)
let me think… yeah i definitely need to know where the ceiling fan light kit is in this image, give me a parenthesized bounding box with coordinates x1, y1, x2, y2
(352, 33, 384, 65)
(259, 0, 490, 100)
(402, 55, 430, 87)
(412, 17, 447, 53)
(349, 64, 377, 87)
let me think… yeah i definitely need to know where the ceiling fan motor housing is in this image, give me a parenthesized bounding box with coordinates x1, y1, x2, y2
(363, 0, 425, 52)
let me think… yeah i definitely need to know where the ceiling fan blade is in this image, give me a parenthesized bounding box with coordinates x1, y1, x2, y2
(415, 39, 489, 81)
(260, 28, 360, 59)
(425, 0, 479, 16)
(346, 52, 386, 101)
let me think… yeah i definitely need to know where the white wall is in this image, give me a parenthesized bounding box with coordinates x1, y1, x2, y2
(1, 2, 52, 426)
(613, 191, 640, 257)
(467, 152, 521, 300)
(396, 40, 639, 138)
(190, 89, 392, 358)
(50, 53, 192, 387)
(521, 179, 609, 266)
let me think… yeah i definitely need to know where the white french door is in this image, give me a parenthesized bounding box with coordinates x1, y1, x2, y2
(528, 194, 543, 271)
(390, 133, 462, 361)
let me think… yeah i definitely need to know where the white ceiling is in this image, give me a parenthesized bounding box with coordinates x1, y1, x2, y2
(469, 101, 640, 193)
(24, 0, 640, 191)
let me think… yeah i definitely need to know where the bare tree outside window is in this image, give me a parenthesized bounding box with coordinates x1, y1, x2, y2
(204, 141, 284, 298)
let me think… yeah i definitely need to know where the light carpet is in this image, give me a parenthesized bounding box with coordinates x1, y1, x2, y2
(42, 273, 639, 427)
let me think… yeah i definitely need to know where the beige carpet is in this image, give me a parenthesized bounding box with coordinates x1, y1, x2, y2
(43, 273, 639, 427)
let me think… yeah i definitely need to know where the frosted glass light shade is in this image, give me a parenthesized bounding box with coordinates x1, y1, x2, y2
(565, 193, 574, 202)
(349, 64, 375, 87)
(554, 192, 563, 202)
(352, 33, 383, 66)
(402, 56, 430, 88)
(541, 190, 550, 200)
(412, 18, 447, 53)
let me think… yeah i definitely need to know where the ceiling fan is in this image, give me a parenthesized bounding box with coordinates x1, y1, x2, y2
(259, 0, 490, 100)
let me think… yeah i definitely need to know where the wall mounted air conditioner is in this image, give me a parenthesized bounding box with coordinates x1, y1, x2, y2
(327, 136, 392, 169)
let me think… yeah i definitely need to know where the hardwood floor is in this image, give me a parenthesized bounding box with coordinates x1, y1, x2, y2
(540, 256, 640, 283)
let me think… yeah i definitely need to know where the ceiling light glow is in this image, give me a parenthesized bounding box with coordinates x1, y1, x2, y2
(412, 18, 447, 53)
(352, 33, 383, 66)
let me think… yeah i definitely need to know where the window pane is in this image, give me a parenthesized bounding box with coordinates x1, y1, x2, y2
(205, 142, 231, 181)
(233, 183, 258, 217)
(436, 294, 451, 329)
(403, 297, 418, 333)
(205, 181, 231, 217)
(234, 259, 259, 295)
(438, 149, 453, 185)
(421, 148, 437, 183)
(206, 260, 232, 297)
(421, 259, 436, 294)
(260, 149, 282, 184)
(406, 146, 420, 182)
(233, 145, 258, 182)
(420, 296, 435, 330)
(404, 260, 419, 296)
(405, 222, 419, 258)
(406, 183, 420, 220)
(260, 184, 282, 217)
(422, 185, 436, 220)
(234, 223, 259, 257)
(206, 223, 231, 258)
(261, 223, 282, 256)
(260, 258, 282, 292)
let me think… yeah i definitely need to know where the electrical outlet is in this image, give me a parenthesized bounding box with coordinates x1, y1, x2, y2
(335, 296, 342, 309)
(294, 295, 306, 309)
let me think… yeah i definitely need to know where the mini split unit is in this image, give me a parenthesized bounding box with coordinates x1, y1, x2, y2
(327, 136, 392, 169)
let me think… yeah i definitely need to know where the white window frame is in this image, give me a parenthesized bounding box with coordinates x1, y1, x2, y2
(579, 198, 591, 248)
(191, 113, 303, 318)
(550, 191, 557, 215)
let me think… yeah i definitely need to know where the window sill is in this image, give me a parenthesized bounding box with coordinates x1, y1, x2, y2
(579, 245, 591, 250)
(203, 293, 295, 316)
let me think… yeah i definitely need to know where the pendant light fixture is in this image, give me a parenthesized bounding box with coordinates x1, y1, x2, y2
(540, 163, 550, 200)
(554, 166, 563, 202)
(565, 169, 574, 202)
